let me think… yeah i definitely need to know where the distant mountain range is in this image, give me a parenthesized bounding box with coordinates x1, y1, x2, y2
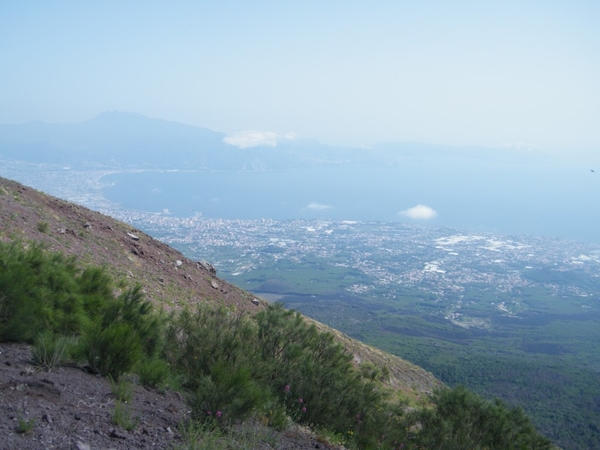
(0, 112, 551, 170)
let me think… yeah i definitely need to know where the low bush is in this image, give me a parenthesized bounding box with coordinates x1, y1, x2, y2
(166, 306, 268, 424)
(256, 303, 385, 434)
(82, 321, 144, 379)
(79, 285, 165, 379)
(188, 363, 268, 426)
(165, 306, 258, 386)
(138, 357, 171, 389)
(0, 242, 81, 341)
(405, 386, 553, 450)
(0, 242, 165, 380)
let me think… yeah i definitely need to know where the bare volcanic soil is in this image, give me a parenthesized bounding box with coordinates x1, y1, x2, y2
(0, 343, 345, 450)
(0, 342, 186, 450)
(0, 176, 262, 313)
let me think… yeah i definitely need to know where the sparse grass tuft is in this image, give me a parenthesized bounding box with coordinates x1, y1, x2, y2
(315, 428, 346, 447)
(176, 420, 226, 450)
(16, 414, 34, 434)
(110, 377, 134, 402)
(175, 420, 279, 450)
(36, 220, 49, 233)
(262, 400, 290, 431)
(31, 332, 75, 370)
(229, 422, 280, 449)
(112, 400, 139, 431)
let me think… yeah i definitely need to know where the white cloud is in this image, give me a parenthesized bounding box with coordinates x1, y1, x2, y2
(306, 202, 333, 211)
(400, 204, 438, 220)
(223, 131, 278, 149)
(223, 130, 297, 149)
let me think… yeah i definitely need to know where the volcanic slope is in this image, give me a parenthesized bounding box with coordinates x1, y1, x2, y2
(0, 175, 442, 448)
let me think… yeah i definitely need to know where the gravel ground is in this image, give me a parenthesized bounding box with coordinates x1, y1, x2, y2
(0, 343, 346, 450)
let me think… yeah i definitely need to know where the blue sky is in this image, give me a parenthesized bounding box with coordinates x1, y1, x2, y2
(1, 1, 599, 153)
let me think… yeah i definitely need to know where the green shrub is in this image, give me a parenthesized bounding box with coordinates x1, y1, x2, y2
(0, 241, 166, 381)
(188, 362, 268, 426)
(407, 386, 552, 450)
(100, 285, 165, 358)
(77, 266, 115, 315)
(79, 285, 164, 379)
(0, 242, 109, 342)
(82, 321, 144, 379)
(165, 306, 258, 385)
(166, 302, 388, 436)
(138, 357, 171, 389)
(166, 306, 269, 425)
(0, 242, 53, 341)
(348, 401, 410, 449)
(255, 303, 385, 433)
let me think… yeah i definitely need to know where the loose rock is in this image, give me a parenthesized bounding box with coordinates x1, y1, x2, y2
(197, 260, 217, 276)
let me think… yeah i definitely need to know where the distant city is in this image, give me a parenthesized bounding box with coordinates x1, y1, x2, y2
(131, 214, 600, 321)
(5, 160, 598, 325)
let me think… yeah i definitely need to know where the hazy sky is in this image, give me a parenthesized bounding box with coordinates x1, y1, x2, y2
(1, 1, 599, 152)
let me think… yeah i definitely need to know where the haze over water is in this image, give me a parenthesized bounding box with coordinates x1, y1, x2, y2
(102, 159, 599, 244)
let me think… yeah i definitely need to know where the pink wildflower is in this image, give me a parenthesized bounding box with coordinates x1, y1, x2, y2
(298, 398, 303, 404)
(284, 385, 290, 392)
(302, 406, 307, 413)
(207, 411, 212, 416)
(216, 411, 222, 418)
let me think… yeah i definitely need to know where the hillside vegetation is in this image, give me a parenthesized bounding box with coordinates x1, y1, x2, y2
(0, 176, 552, 449)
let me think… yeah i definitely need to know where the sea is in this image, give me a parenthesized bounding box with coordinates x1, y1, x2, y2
(101, 161, 599, 244)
